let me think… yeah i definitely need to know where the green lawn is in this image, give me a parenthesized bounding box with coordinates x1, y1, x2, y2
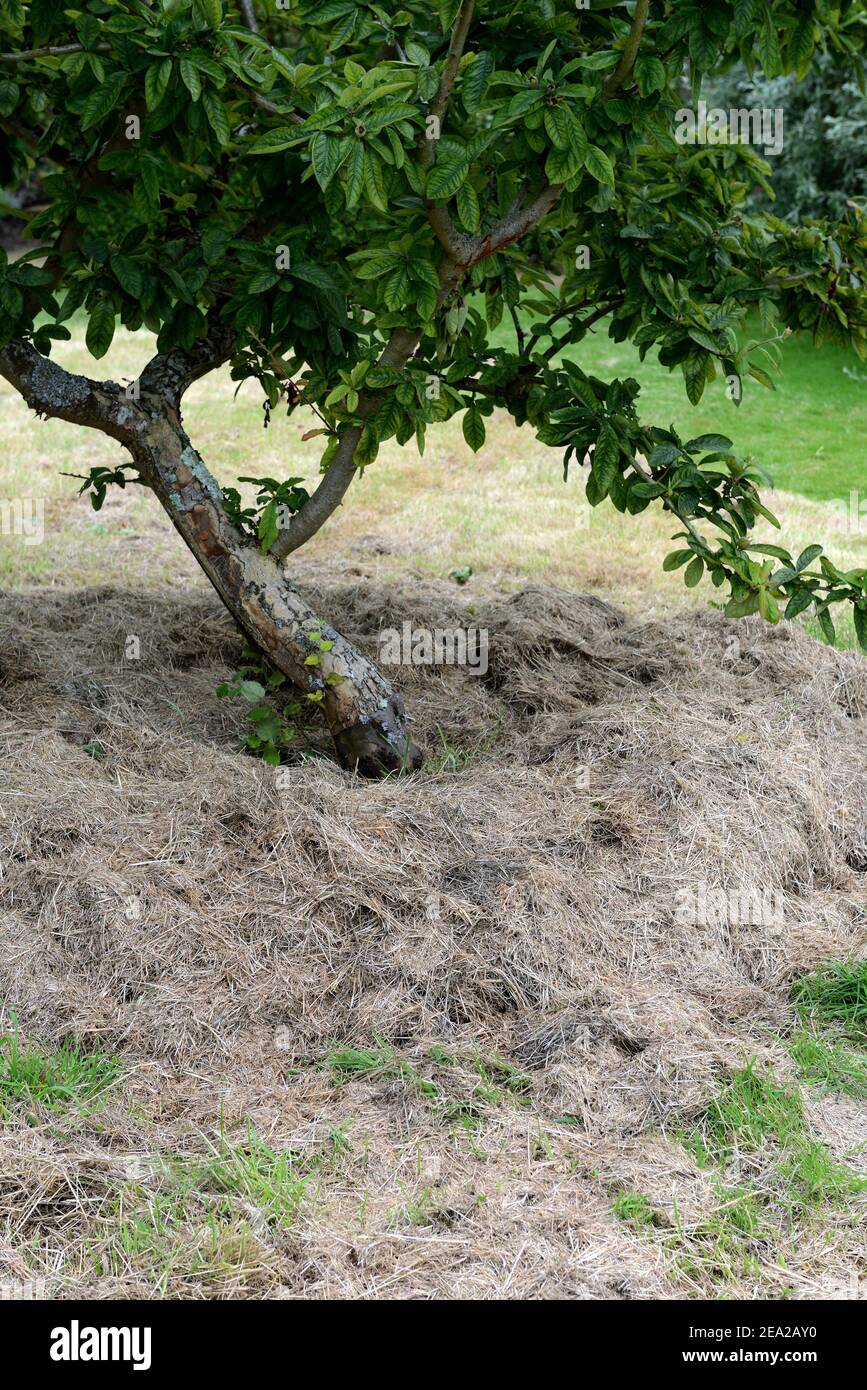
(487, 309, 867, 504)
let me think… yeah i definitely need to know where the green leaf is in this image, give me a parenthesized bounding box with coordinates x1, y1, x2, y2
(249, 127, 298, 154)
(545, 142, 583, 184)
(732, 0, 760, 38)
(382, 263, 410, 310)
(758, 587, 780, 623)
(203, 90, 230, 145)
(80, 77, 126, 131)
(784, 589, 814, 621)
(258, 499, 280, 553)
(757, 10, 782, 78)
(455, 180, 480, 232)
(816, 606, 836, 646)
(690, 23, 719, 73)
(544, 104, 571, 151)
(682, 349, 710, 406)
(566, 113, 589, 162)
(634, 55, 666, 96)
(463, 404, 486, 453)
(789, 15, 814, 78)
(748, 363, 776, 391)
(310, 132, 341, 190)
(662, 550, 693, 571)
(179, 58, 202, 102)
(363, 149, 388, 211)
(134, 162, 160, 215)
(0, 79, 19, 117)
(796, 544, 823, 572)
(768, 566, 798, 587)
(85, 298, 116, 359)
(29, 0, 63, 46)
(747, 543, 791, 561)
(201, 226, 230, 263)
(144, 59, 172, 111)
(193, 0, 223, 28)
(438, 0, 462, 31)
(110, 254, 143, 299)
(355, 421, 379, 468)
(503, 88, 545, 123)
(726, 592, 760, 618)
(426, 158, 468, 201)
(463, 51, 493, 113)
(350, 252, 400, 280)
(584, 145, 614, 185)
(591, 422, 619, 498)
(854, 603, 867, 653)
(684, 556, 704, 588)
(248, 270, 280, 293)
(684, 434, 733, 453)
(648, 443, 680, 469)
(345, 140, 365, 208)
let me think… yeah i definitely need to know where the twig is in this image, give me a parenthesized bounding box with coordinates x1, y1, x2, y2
(0, 43, 106, 61)
(430, 1, 475, 128)
(602, 0, 650, 100)
(420, 1, 476, 258)
(509, 303, 525, 355)
(238, 0, 260, 34)
(631, 451, 706, 546)
(542, 298, 625, 361)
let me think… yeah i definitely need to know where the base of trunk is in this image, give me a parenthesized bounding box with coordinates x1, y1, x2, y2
(332, 693, 423, 777)
(131, 413, 423, 778)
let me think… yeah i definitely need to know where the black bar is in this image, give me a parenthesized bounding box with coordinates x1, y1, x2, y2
(0, 1297, 857, 1376)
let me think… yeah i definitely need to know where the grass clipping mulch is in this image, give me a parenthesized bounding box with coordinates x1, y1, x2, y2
(0, 567, 865, 1300)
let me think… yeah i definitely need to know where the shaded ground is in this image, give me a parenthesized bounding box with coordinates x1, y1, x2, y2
(0, 567, 864, 1298)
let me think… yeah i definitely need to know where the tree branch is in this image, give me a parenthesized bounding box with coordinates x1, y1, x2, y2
(420, 1, 476, 257)
(0, 43, 106, 62)
(630, 449, 705, 546)
(426, 205, 476, 261)
(431, 0, 475, 127)
(272, 124, 563, 557)
(138, 319, 236, 406)
(602, 0, 650, 100)
(0, 339, 140, 445)
(469, 184, 563, 264)
(271, 259, 466, 561)
(238, 0, 260, 34)
(537, 297, 626, 361)
(269, 327, 425, 562)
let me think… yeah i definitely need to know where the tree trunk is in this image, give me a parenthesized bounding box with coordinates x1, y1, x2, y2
(0, 335, 421, 775)
(129, 405, 421, 776)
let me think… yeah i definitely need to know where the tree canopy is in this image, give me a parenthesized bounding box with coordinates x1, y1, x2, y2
(1, 0, 866, 718)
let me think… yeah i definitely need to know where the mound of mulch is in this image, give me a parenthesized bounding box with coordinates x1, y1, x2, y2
(0, 569, 864, 1299)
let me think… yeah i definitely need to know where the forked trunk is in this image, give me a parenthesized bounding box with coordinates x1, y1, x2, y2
(0, 335, 420, 775)
(130, 407, 420, 777)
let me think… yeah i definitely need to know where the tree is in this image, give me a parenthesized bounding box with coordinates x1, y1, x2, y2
(709, 54, 867, 222)
(1, 0, 866, 776)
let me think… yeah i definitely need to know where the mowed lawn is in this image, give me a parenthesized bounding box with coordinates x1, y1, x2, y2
(1, 311, 864, 647)
(485, 306, 867, 504)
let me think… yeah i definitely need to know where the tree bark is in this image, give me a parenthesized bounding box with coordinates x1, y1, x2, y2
(0, 336, 422, 776)
(130, 406, 421, 775)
